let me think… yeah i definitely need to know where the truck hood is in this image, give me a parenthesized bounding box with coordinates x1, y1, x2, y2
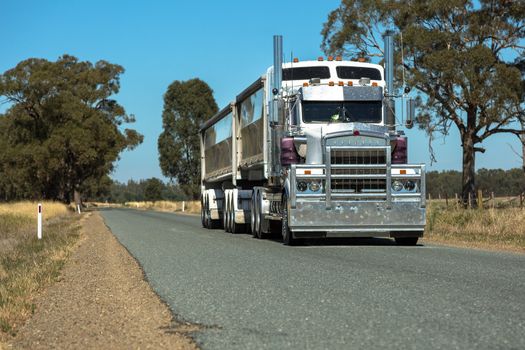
(302, 122, 389, 164)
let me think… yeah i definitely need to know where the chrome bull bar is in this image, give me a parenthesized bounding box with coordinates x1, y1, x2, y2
(290, 145, 426, 209)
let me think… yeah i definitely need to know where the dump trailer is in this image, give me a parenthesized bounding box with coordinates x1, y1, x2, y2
(199, 34, 426, 245)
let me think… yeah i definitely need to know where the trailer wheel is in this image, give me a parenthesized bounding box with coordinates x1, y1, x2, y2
(200, 195, 206, 228)
(250, 192, 257, 237)
(230, 196, 243, 233)
(255, 191, 269, 239)
(204, 200, 211, 229)
(395, 237, 419, 246)
(281, 194, 296, 246)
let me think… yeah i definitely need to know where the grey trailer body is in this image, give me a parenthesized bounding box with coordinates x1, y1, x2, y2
(199, 35, 425, 245)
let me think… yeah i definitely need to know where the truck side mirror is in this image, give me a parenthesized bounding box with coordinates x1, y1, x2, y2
(405, 98, 415, 129)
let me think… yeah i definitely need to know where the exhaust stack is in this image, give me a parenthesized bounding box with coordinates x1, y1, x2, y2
(270, 35, 283, 182)
(383, 30, 395, 132)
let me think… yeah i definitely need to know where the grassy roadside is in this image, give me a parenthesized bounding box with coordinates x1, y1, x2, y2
(0, 202, 81, 342)
(91, 200, 200, 214)
(423, 203, 525, 253)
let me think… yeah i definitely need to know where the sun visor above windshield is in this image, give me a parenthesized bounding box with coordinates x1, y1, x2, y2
(301, 86, 383, 102)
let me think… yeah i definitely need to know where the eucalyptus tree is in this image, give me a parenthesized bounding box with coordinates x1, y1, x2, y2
(0, 55, 143, 203)
(322, 0, 525, 204)
(158, 79, 218, 199)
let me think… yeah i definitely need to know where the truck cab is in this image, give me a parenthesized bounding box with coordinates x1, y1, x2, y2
(270, 59, 425, 244)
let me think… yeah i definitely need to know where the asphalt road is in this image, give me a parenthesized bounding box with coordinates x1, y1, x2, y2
(100, 208, 525, 350)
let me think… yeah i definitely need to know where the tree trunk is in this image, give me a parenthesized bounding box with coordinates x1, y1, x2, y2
(462, 134, 477, 208)
(74, 189, 82, 209)
(521, 133, 525, 174)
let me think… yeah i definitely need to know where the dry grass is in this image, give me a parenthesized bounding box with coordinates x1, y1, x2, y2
(0, 201, 70, 221)
(424, 203, 525, 252)
(0, 202, 80, 342)
(124, 200, 200, 214)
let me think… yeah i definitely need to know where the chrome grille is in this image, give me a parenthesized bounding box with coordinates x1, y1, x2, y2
(331, 149, 386, 165)
(330, 148, 387, 193)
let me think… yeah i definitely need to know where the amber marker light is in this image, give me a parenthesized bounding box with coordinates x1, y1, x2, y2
(347, 81, 353, 86)
(336, 56, 342, 61)
(357, 57, 366, 62)
(318, 57, 324, 61)
(328, 56, 334, 61)
(400, 169, 407, 175)
(303, 82, 309, 87)
(293, 58, 299, 63)
(338, 81, 344, 86)
(372, 82, 378, 87)
(328, 81, 335, 86)
(304, 170, 312, 175)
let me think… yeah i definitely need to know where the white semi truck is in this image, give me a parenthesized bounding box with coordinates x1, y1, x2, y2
(200, 33, 426, 245)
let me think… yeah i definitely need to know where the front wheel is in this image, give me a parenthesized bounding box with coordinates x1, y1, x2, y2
(281, 194, 296, 246)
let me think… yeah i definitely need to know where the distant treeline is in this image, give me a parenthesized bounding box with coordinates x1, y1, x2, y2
(93, 178, 187, 203)
(427, 168, 524, 198)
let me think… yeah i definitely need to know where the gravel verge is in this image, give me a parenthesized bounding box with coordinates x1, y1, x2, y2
(7, 211, 198, 350)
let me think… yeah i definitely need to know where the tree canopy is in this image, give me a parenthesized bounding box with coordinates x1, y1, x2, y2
(0, 55, 143, 203)
(322, 0, 525, 205)
(158, 78, 218, 199)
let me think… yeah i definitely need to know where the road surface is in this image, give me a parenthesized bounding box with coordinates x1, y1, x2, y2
(100, 208, 525, 349)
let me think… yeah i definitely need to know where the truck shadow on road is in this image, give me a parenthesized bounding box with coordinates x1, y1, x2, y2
(263, 235, 424, 248)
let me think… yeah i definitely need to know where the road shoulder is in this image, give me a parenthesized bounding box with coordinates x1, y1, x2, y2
(9, 211, 198, 350)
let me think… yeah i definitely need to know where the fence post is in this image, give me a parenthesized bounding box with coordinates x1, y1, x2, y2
(455, 193, 459, 210)
(477, 190, 483, 210)
(490, 192, 494, 209)
(468, 192, 472, 209)
(445, 193, 449, 208)
(520, 193, 524, 209)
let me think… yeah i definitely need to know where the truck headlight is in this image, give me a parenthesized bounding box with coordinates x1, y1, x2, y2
(404, 180, 416, 191)
(392, 180, 403, 192)
(308, 181, 321, 192)
(297, 181, 307, 192)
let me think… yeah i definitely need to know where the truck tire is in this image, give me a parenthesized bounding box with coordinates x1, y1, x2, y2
(250, 193, 257, 237)
(230, 196, 243, 233)
(222, 200, 228, 232)
(255, 191, 269, 239)
(200, 196, 206, 228)
(395, 237, 419, 246)
(281, 194, 296, 246)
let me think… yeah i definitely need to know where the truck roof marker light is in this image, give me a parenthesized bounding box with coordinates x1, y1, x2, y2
(347, 81, 353, 86)
(400, 169, 407, 175)
(328, 56, 334, 61)
(357, 57, 366, 62)
(293, 57, 299, 63)
(328, 81, 335, 86)
(353, 130, 360, 136)
(303, 82, 309, 87)
(318, 57, 324, 61)
(338, 81, 344, 86)
(372, 82, 378, 87)
(336, 56, 342, 61)
(304, 170, 311, 175)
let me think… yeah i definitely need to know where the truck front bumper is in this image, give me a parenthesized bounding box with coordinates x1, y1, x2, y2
(289, 200, 425, 238)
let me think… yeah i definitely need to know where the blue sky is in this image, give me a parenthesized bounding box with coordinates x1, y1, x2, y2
(1, 0, 522, 182)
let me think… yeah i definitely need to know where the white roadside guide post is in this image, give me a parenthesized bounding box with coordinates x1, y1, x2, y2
(182, 201, 185, 212)
(37, 203, 42, 240)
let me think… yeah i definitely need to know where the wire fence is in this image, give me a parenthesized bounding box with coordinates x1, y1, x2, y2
(428, 191, 525, 210)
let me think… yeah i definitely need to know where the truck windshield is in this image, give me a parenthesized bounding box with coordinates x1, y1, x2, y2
(302, 101, 382, 123)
